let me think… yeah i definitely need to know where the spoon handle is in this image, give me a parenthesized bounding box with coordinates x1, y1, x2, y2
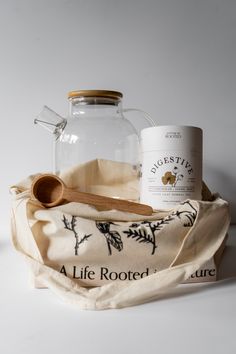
(63, 188, 153, 216)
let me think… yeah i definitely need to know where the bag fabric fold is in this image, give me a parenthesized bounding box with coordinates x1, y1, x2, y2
(10, 164, 230, 310)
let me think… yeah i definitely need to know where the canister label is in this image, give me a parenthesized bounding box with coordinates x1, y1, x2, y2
(140, 151, 202, 209)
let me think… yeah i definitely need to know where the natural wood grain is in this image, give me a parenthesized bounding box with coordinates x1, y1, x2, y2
(31, 174, 153, 216)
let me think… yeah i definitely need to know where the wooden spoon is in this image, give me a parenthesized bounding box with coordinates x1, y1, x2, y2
(31, 174, 153, 216)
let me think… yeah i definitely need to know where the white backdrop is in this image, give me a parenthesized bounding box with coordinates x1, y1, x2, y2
(0, 0, 235, 236)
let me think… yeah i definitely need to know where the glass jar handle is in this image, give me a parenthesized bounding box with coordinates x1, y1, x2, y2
(122, 108, 156, 127)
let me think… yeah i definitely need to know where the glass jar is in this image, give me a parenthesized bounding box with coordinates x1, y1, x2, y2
(57, 90, 139, 171)
(35, 90, 154, 200)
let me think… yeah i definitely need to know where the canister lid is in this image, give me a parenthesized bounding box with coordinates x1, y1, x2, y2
(68, 90, 123, 100)
(141, 125, 202, 153)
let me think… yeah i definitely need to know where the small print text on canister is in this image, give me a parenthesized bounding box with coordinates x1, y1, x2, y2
(140, 126, 202, 210)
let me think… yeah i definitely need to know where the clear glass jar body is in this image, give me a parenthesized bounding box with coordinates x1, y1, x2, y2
(55, 93, 140, 200)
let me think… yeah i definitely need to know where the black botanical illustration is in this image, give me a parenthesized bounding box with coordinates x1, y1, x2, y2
(62, 215, 92, 255)
(172, 166, 184, 186)
(174, 200, 197, 226)
(62, 201, 197, 257)
(123, 201, 197, 255)
(95, 221, 123, 256)
(123, 214, 175, 255)
(123, 225, 157, 255)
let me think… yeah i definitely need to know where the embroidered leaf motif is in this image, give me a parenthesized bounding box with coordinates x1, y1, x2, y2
(106, 230, 123, 252)
(62, 214, 70, 229)
(61, 201, 197, 257)
(175, 201, 198, 226)
(95, 222, 123, 256)
(124, 228, 153, 243)
(77, 233, 92, 246)
(62, 215, 93, 255)
(141, 214, 175, 232)
(123, 227, 157, 255)
(123, 201, 197, 255)
(71, 215, 77, 229)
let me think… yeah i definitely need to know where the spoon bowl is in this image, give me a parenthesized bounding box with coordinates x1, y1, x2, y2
(31, 174, 65, 207)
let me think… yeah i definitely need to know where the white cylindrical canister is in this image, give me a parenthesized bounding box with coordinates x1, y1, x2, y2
(140, 125, 203, 210)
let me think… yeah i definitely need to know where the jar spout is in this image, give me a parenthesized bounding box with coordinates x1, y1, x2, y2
(34, 105, 67, 138)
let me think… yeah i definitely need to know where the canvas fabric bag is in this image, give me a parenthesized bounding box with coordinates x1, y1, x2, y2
(10, 161, 230, 310)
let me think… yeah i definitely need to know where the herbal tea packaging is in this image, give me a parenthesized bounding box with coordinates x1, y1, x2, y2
(140, 125, 202, 210)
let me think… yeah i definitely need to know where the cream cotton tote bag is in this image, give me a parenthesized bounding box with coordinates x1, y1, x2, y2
(10, 161, 230, 310)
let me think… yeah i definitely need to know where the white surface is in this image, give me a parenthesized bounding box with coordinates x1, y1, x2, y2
(0, 0, 236, 236)
(0, 225, 235, 354)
